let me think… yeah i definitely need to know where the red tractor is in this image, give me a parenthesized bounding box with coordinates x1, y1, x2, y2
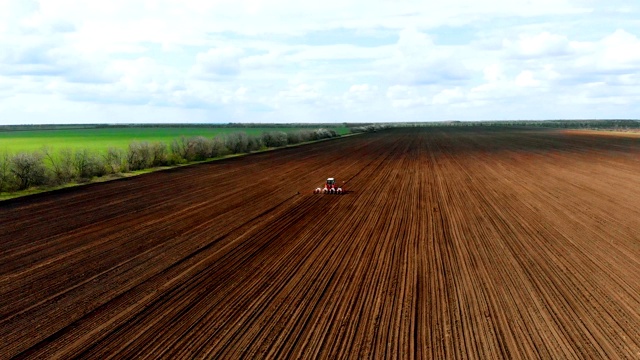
(314, 178, 344, 194)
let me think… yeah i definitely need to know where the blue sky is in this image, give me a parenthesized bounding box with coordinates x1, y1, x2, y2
(0, 0, 639, 124)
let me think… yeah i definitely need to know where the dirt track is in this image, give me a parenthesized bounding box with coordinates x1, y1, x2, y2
(1, 127, 639, 359)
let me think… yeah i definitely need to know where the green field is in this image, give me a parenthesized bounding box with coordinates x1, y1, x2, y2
(0, 126, 349, 154)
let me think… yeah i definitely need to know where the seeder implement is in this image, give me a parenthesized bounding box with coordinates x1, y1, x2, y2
(314, 177, 344, 195)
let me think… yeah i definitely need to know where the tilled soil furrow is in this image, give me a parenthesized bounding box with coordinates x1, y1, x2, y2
(1, 128, 639, 359)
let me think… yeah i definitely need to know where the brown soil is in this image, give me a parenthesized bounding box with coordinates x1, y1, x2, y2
(1, 127, 639, 359)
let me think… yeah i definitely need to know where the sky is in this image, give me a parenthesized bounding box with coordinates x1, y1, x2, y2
(0, 0, 639, 124)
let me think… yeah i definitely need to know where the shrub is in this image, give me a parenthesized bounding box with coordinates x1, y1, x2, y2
(0, 127, 346, 194)
(151, 142, 168, 166)
(287, 131, 302, 145)
(211, 136, 228, 157)
(170, 136, 191, 162)
(59, 148, 76, 181)
(0, 152, 16, 192)
(247, 135, 263, 152)
(350, 124, 389, 133)
(261, 131, 288, 148)
(350, 126, 367, 133)
(75, 149, 106, 179)
(314, 128, 338, 139)
(225, 132, 250, 154)
(10, 152, 47, 190)
(166, 152, 185, 165)
(127, 142, 153, 171)
(104, 147, 126, 173)
(190, 136, 213, 161)
(42, 147, 75, 184)
(298, 129, 316, 142)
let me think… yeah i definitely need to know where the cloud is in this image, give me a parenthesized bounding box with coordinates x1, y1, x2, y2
(515, 71, 541, 87)
(386, 85, 430, 108)
(0, 0, 639, 124)
(432, 88, 465, 105)
(483, 64, 505, 82)
(194, 47, 245, 78)
(382, 28, 471, 86)
(530, 29, 640, 88)
(277, 83, 323, 105)
(344, 83, 379, 108)
(505, 32, 572, 58)
(597, 29, 640, 70)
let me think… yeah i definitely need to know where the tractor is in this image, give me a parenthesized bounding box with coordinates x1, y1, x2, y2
(314, 178, 344, 194)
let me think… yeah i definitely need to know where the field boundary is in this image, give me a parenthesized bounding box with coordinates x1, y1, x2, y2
(0, 133, 361, 203)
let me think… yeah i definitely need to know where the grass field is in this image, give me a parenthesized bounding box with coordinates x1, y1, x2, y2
(0, 126, 350, 154)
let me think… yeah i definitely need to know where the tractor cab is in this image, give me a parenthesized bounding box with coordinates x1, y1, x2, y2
(314, 177, 344, 194)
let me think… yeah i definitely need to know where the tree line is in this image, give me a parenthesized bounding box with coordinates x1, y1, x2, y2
(348, 124, 390, 133)
(0, 128, 341, 193)
(386, 120, 640, 129)
(0, 123, 349, 131)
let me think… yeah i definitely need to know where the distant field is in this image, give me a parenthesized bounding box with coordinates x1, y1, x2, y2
(0, 126, 349, 154)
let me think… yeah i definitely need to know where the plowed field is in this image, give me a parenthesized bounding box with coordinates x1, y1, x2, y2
(1, 127, 639, 359)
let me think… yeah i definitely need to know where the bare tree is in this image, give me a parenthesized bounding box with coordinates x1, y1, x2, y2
(42, 146, 75, 183)
(59, 148, 76, 180)
(74, 149, 90, 178)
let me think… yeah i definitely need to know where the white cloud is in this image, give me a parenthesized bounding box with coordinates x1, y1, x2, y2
(386, 85, 430, 108)
(382, 28, 471, 86)
(432, 88, 465, 105)
(277, 83, 323, 105)
(599, 30, 640, 68)
(0, 0, 639, 124)
(194, 47, 245, 78)
(515, 70, 541, 87)
(505, 32, 572, 58)
(344, 83, 379, 108)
